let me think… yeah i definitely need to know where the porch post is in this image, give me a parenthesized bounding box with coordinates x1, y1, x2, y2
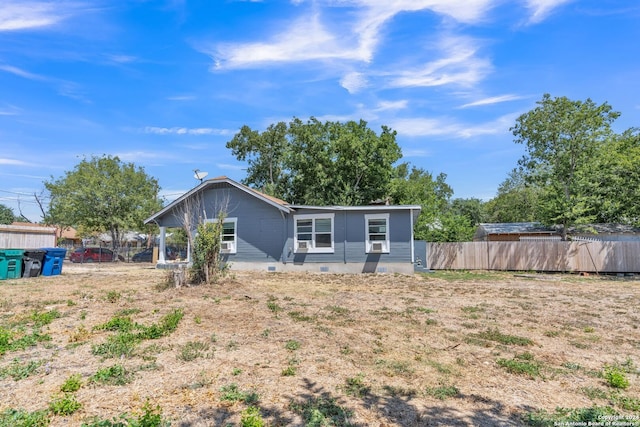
(158, 226, 167, 264)
(187, 239, 192, 264)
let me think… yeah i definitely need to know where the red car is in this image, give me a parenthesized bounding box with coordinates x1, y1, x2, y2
(69, 247, 121, 263)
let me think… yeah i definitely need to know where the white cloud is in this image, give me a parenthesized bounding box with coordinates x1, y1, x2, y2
(387, 36, 491, 88)
(389, 113, 516, 138)
(525, 0, 573, 23)
(0, 1, 83, 31)
(142, 126, 232, 136)
(209, 0, 495, 70)
(374, 100, 408, 111)
(402, 148, 431, 157)
(459, 94, 524, 108)
(0, 158, 29, 166)
(0, 64, 47, 80)
(167, 95, 196, 101)
(340, 72, 368, 93)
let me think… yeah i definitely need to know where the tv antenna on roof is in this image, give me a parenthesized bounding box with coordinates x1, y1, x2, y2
(193, 169, 208, 183)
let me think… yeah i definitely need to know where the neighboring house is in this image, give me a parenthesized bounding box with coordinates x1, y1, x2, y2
(474, 222, 558, 242)
(474, 222, 640, 242)
(0, 222, 57, 248)
(144, 176, 421, 274)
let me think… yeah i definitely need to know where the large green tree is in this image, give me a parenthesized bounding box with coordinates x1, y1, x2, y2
(0, 204, 16, 224)
(226, 117, 402, 205)
(512, 94, 620, 239)
(484, 168, 541, 223)
(45, 155, 163, 249)
(584, 129, 640, 226)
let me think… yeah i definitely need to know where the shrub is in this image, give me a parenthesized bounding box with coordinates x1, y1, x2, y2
(49, 393, 82, 416)
(241, 406, 265, 427)
(604, 366, 629, 389)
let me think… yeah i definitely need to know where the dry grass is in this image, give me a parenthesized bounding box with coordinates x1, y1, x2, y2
(1, 263, 639, 426)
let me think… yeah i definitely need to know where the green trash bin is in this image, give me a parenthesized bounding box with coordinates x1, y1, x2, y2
(0, 249, 24, 280)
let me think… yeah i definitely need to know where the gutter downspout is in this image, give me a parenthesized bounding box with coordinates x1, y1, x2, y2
(410, 208, 415, 264)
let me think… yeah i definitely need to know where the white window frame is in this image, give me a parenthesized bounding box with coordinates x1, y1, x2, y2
(365, 213, 390, 253)
(205, 217, 238, 254)
(294, 213, 334, 254)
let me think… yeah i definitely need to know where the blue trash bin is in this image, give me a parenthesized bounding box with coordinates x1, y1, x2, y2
(41, 248, 67, 276)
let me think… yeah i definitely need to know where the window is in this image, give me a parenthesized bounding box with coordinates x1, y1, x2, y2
(206, 217, 237, 254)
(294, 214, 334, 253)
(365, 214, 389, 253)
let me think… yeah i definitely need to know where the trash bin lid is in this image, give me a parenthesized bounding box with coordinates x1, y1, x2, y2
(0, 249, 24, 257)
(41, 248, 67, 257)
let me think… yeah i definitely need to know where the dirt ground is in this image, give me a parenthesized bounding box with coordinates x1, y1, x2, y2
(1, 263, 639, 426)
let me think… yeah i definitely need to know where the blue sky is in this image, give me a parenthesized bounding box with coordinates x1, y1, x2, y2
(1, 0, 639, 222)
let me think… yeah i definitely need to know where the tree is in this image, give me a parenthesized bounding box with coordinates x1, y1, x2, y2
(0, 204, 16, 224)
(511, 94, 620, 239)
(584, 129, 640, 226)
(388, 163, 454, 241)
(484, 168, 541, 223)
(45, 155, 163, 250)
(226, 117, 402, 205)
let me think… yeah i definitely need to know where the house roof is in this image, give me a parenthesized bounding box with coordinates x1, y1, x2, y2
(144, 176, 292, 224)
(476, 222, 556, 235)
(145, 176, 422, 225)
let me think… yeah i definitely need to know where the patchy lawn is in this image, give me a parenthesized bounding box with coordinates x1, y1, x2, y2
(1, 264, 639, 426)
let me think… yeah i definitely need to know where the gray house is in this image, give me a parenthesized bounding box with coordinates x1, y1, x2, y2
(144, 176, 421, 274)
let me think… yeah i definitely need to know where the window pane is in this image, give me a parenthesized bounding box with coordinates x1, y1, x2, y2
(222, 235, 235, 241)
(370, 234, 386, 241)
(316, 233, 332, 247)
(297, 219, 312, 233)
(315, 218, 331, 232)
(222, 222, 235, 234)
(298, 234, 312, 241)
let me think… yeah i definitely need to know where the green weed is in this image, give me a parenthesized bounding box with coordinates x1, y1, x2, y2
(289, 397, 353, 427)
(425, 384, 459, 400)
(0, 359, 43, 381)
(241, 406, 265, 427)
(473, 328, 533, 346)
(49, 393, 82, 416)
(285, 340, 301, 351)
(60, 374, 82, 393)
(497, 356, 541, 378)
(287, 311, 314, 322)
(178, 341, 212, 361)
(0, 408, 50, 427)
(342, 374, 370, 397)
(91, 364, 133, 386)
(604, 366, 629, 389)
(219, 383, 259, 404)
(523, 406, 617, 426)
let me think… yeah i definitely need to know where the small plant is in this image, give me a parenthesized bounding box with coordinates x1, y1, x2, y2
(49, 393, 82, 416)
(232, 368, 242, 376)
(425, 384, 460, 400)
(497, 356, 541, 378)
(60, 374, 82, 393)
(261, 329, 270, 338)
(266, 298, 282, 317)
(226, 340, 238, 351)
(342, 374, 370, 397)
(287, 311, 314, 322)
(285, 340, 301, 351)
(281, 365, 297, 376)
(194, 315, 202, 325)
(91, 364, 133, 386)
(474, 328, 533, 346)
(0, 408, 50, 427)
(523, 406, 617, 426)
(290, 397, 353, 427)
(30, 309, 61, 327)
(105, 290, 121, 303)
(604, 366, 630, 389)
(178, 341, 211, 362)
(0, 359, 43, 381)
(219, 383, 259, 404)
(241, 406, 265, 427)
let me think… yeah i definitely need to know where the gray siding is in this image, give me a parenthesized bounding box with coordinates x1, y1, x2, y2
(283, 208, 413, 265)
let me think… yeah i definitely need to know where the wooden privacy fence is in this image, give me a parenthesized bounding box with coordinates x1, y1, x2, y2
(426, 241, 640, 273)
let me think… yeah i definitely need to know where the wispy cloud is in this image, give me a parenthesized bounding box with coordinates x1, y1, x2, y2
(340, 72, 368, 94)
(402, 148, 431, 158)
(387, 36, 491, 88)
(389, 113, 516, 138)
(0, 104, 21, 115)
(0, 64, 47, 80)
(142, 126, 233, 136)
(167, 95, 196, 101)
(209, 1, 496, 70)
(525, 0, 573, 23)
(0, 1, 84, 31)
(0, 158, 30, 166)
(459, 94, 524, 108)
